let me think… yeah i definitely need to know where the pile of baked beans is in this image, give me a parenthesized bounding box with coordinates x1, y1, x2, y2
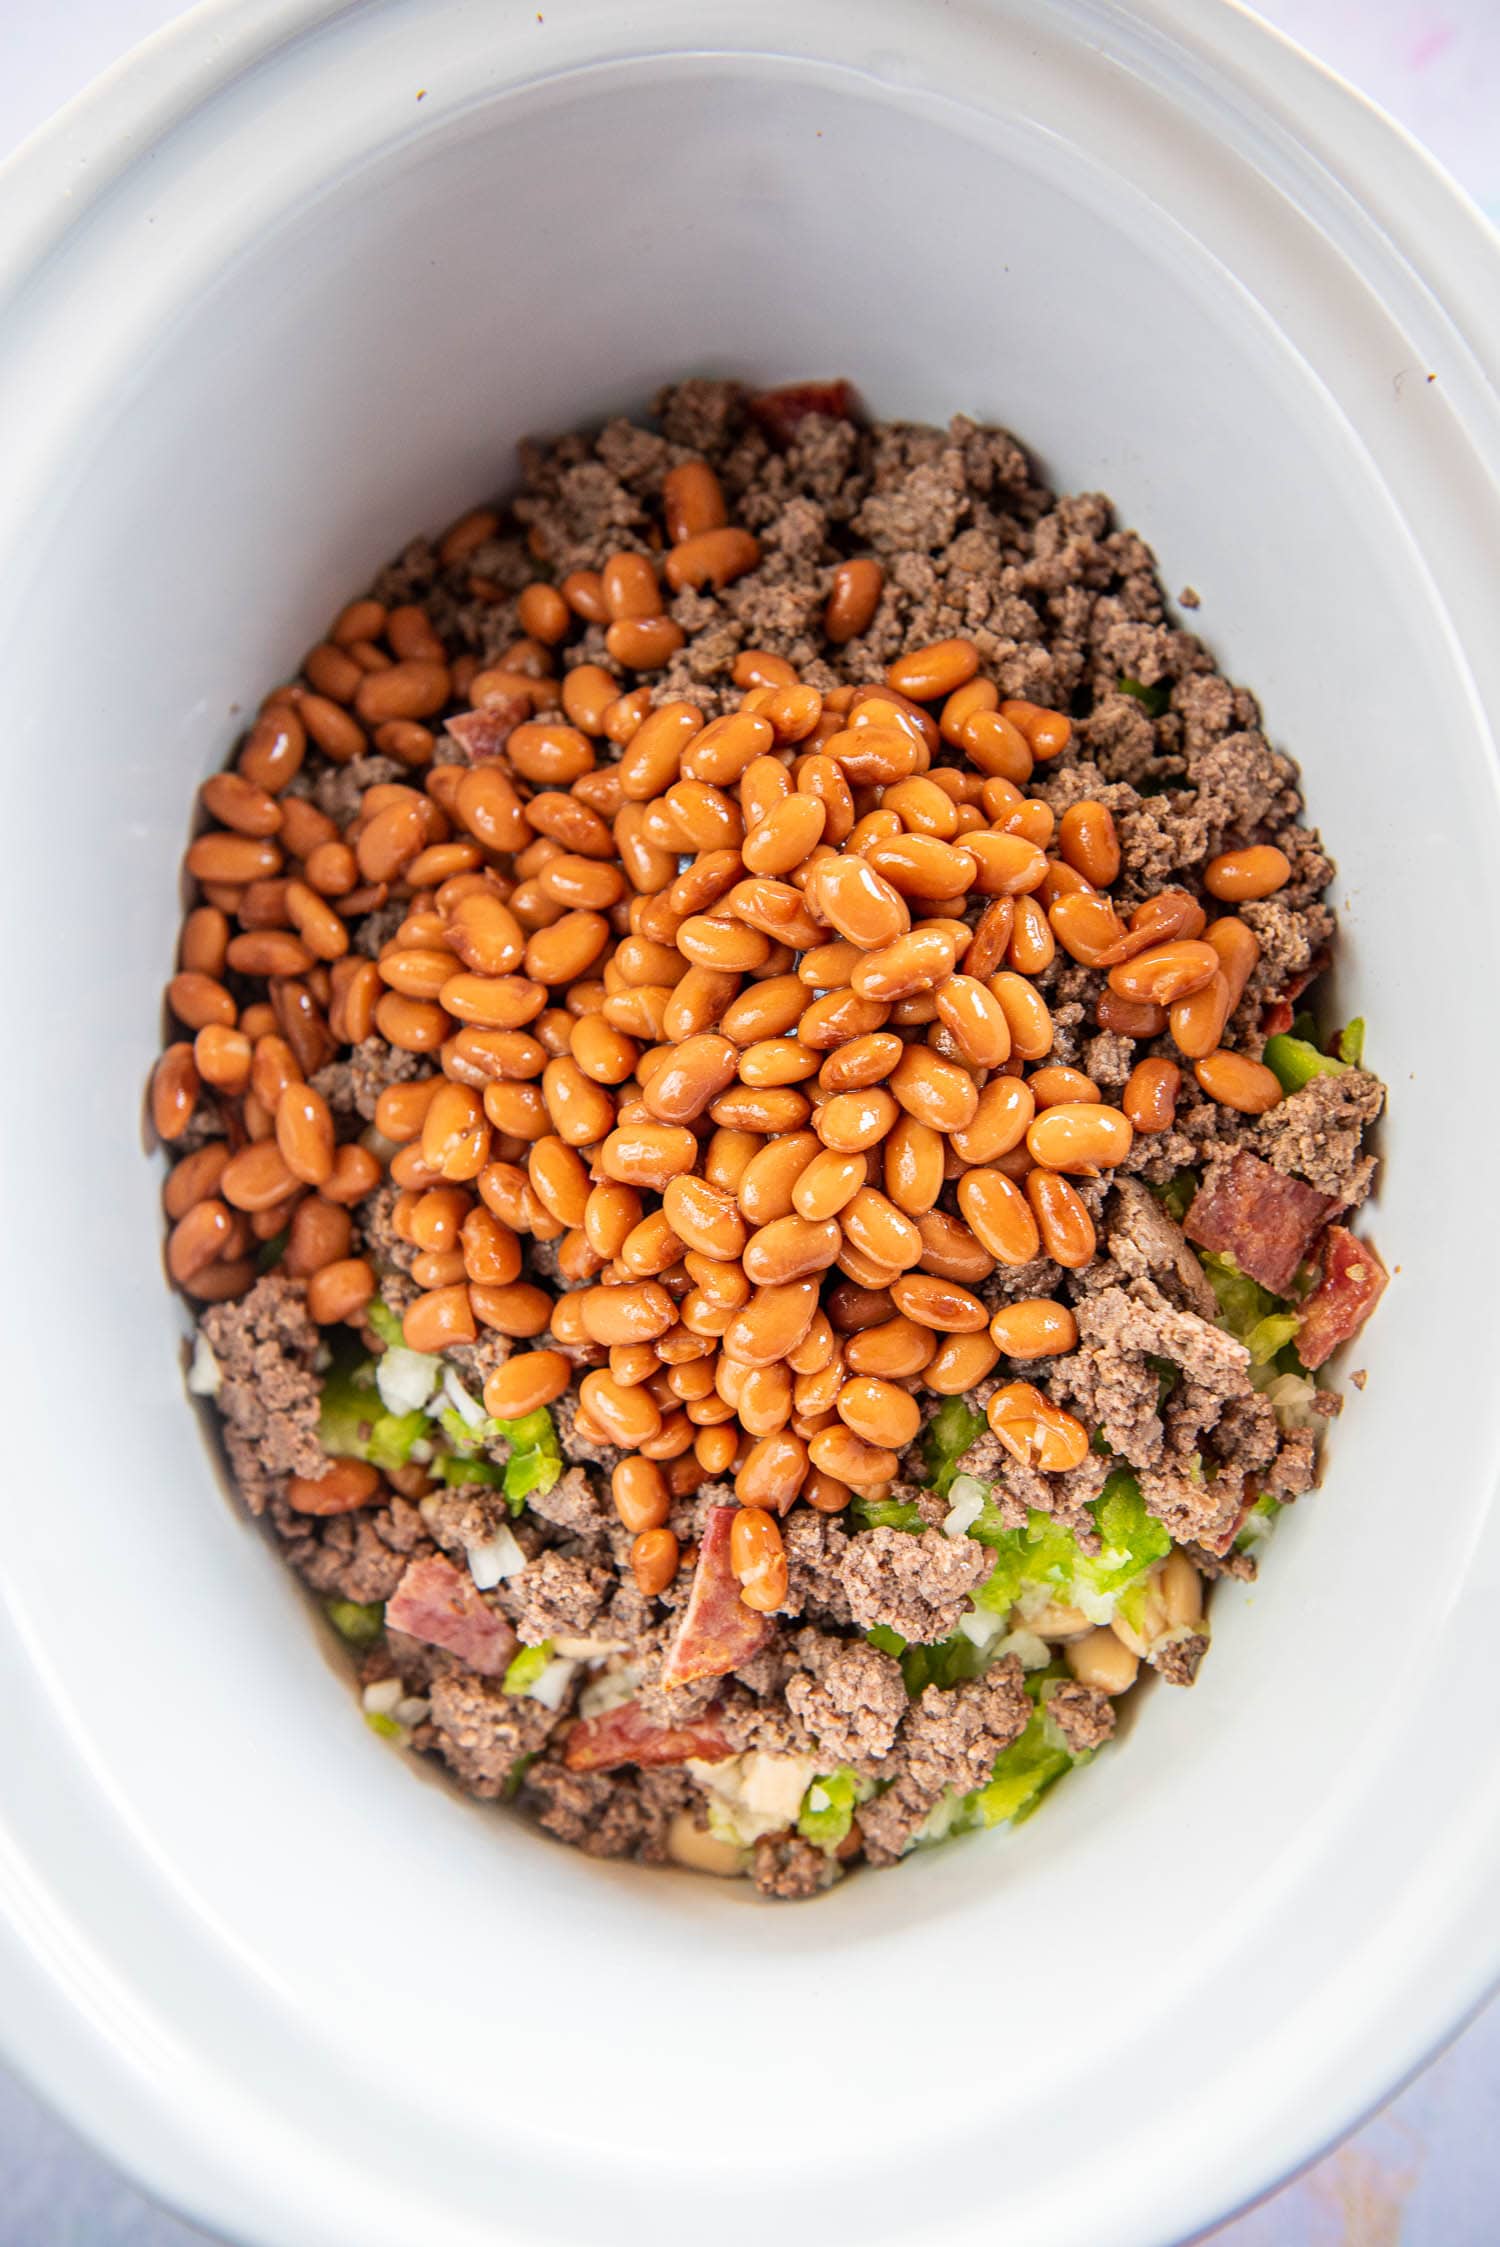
(153, 467, 1300, 1620)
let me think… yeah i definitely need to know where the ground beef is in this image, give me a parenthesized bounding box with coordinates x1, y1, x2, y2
(1104, 1179, 1219, 1320)
(426, 1672, 564, 1799)
(310, 1036, 428, 1124)
(1047, 1682, 1117, 1755)
(499, 1549, 611, 1645)
(274, 1494, 430, 1604)
(860, 1663, 1032, 1865)
(840, 1528, 989, 1645)
(522, 1759, 687, 1860)
(1151, 1632, 1210, 1687)
(1252, 1069, 1385, 1206)
(752, 1833, 843, 1899)
(199, 1274, 325, 1511)
(525, 1464, 610, 1540)
(783, 1629, 908, 1765)
(781, 1511, 854, 1626)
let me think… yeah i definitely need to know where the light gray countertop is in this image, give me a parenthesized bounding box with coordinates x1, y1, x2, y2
(3, 2, 1497, 2240)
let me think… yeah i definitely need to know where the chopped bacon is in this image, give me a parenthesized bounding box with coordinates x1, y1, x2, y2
(385, 1554, 518, 1678)
(659, 1507, 775, 1690)
(1184, 1149, 1335, 1296)
(748, 380, 859, 447)
(1260, 998, 1294, 1038)
(1295, 1225, 1389, 1370)
(445, 703, 527, 760)
(564, 1699, 732, 1774)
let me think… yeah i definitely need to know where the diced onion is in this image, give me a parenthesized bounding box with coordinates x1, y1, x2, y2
(361, 1677, 403, 1717)
(466, 1522, 526, 1589)
(943, 1474, 987, 1538)
(443, 1368, 486, 1428)
(376, 1346, 442, 1415)
(958, 1605, 1007, 1649)
(525, 1657, 578, 1710)
(994, 1629, 1051, 1672)
(578, 1663, 640, 1718)
(186, 1332, 222, 1396)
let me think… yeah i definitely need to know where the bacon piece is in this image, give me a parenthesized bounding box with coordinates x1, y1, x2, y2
(564, 1699, 733, 1774)
(1260, 998, 1294, 1038)
(385, 1554, 518, 1678)
(1295, 1225, 1389, 1370)
(1184, 1149, 1334, 1295)
(659, 1506, 775, 1690)
(748, 380, 858, 447)
(445, 703, 527, 760)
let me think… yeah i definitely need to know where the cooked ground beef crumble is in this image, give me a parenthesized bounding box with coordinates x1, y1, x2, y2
(161, 378, 1388, 1895)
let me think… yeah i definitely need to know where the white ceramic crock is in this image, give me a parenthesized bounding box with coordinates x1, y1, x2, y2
(1, 4, 1499, 2243)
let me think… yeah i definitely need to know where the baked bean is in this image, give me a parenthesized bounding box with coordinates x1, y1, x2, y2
(578, 1281, 676, 1346)
(658, 457, 727, 543)
(851, 927, 957, 1002)
(220, 1138, 301, 1212)
(887, 1271, 988, 1333)
(960, 710, 1033, 786)
(1026, 1102, 1133, 1177)
(739, 1362, 796, 1436)
(741, 793, 827, 878)
(354, 660, 450, 727)
(924, 1330, 1002, 1395)
(285, 1459, 381, 1515)
(306, 1257, 377, 1325)
(740, 1037, 819, 1088)
(956, 1170, 1041, 1266)
(998, 699, 1071, 761)
(1169, 969, 1231, 1060)
(989, 1298, 1079, 1360)
(560, 569, 609, 623)
(807, 1422, 899, 1488)
(824, 557, 884, 643)
(631, 1527, 680, 1598)
(1107, 939, 1221, 1007)
(1049, 889, 1128, 968)
(525, 909, 610, 987)
(889, 1047, 979, 1133)
(707, 1085, 811, 1134)
(1122, 1056, 1182, 1135)
(931, 973, 1009, 1067)
(579, 1369, 662, 1448)
(283, 1196, 352, 1277)
(885, 637, 979, 702)
(321, 1143, 382, 1204)
(842, 1315, 934, 1381)
(1205, 914, 1261, 1012)
(986, 973, 1053, 1063)
(1095, 988, 1168, 1039)
(275, 1082, 335, 1186)
(723, 1279, 819, 1367)
(604, 615, 685, 670)
(1026, 1067, 1098, 1111)
(470, 1278, 551, 1337)
(742, 1214, 842, 1285)
(809, 856, 910, 948)
(965, 832, 1049, 899)
(795, 754, 855, 843)
(836, 1375, 922, 1450)
(163, 1143, 233, 1222)
(665, 527, 761, 594)
(1057, 800, 1121, 887)
(401, 1283, 477, 1352)
(816, 1087, 899, 1153)
(166, 1198, 236, 1285)
(238, 706, 306, 792)
(882, 1115, 944, 1216)
(791, 1149, 866, 1223)
(1205, 844, 1292, 902)
(1025, 1168, 1096, 1269)
(1067, 1628, 1139, 1695)
(818, 1034, 904, 1095)
(986, 1381, 1089, 1472)
(598, 1122, 698, 1189)
(840, 1187, 922, 1273)
(1194, 1048, 1284, 1113)
(607, 1457, 669, 1536)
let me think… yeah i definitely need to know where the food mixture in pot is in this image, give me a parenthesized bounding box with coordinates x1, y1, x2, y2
(152, 378, 1388, 1896)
